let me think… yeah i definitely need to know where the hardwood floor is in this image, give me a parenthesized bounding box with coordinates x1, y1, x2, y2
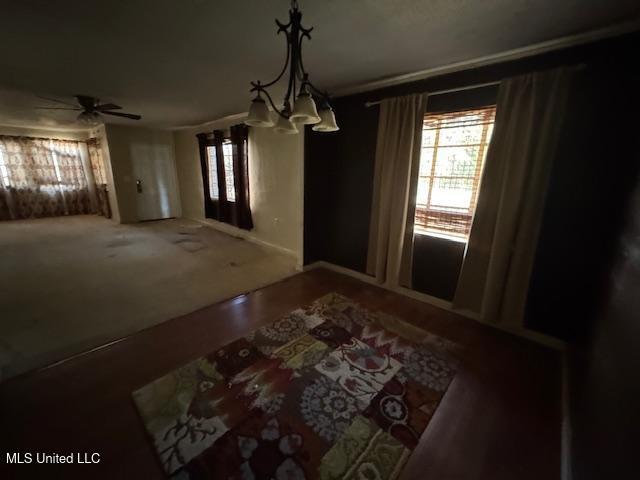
(0, 268, 561, 479)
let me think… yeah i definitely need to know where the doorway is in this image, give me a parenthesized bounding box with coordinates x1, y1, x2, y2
(131, 143, 180, 221)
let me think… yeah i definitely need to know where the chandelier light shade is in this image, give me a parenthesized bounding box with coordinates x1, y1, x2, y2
(274, 114, 299, 134)
(312, 106, 339, 132)
(245, 97, 274, 127)
(290, 92, 320, 124)
(244, 0, 338, 134)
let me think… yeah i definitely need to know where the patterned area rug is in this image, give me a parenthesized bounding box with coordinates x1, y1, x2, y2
(133, 293, 458, 479)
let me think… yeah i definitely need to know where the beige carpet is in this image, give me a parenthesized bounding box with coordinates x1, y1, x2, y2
(0, 215, 298, 381)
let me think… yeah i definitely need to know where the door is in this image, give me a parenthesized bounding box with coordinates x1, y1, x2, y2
(131, 143, 180, 221)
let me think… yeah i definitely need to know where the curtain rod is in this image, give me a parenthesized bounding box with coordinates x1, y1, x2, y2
(364, 80, 501, 108)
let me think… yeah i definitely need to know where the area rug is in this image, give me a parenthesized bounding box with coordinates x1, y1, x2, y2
(133, 293, 459, 479)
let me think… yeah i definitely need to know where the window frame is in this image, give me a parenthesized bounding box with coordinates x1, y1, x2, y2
(414, 106, 496, 242)
(205, 144, 220, 201)
(196, 126, 253, 230)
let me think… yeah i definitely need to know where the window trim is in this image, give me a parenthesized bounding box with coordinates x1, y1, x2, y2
(414, 106, 496, 242)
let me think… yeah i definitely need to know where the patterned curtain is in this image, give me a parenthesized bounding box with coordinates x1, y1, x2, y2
(86, 138, 111, 218)
(0, 135, 94, 221)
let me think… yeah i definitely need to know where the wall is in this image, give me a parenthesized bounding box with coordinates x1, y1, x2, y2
(304, 98, 378, 271)
(567, 175, 640, 479)
(304, 31, 640, 334)
(172, 116, 304, 264)
(103, 124, 179, 223)
(525, 63, 638, 339)
(411, 234, 465, 301)
(86, 124, 120, 223)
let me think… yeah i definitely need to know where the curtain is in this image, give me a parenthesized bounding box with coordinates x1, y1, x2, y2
(0, 136, 94, 221)
(86, 138, 111, 218)
(452, 68, 574, 327)
(366, 93, 428, 287)
(196, 124, 253, 230)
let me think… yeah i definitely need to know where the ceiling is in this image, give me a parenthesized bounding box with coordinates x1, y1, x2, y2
(0, 0, 638, 130)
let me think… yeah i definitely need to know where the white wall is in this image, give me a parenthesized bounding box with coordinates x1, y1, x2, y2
(173, 117, 304, 265)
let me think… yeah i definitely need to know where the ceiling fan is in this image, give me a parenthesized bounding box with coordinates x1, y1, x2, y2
(36, 95, 142, 125)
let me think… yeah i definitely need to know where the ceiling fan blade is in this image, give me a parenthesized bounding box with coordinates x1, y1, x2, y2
(102, 111, 142, 120)
(36, 95, 78, 107)
(36, 107, 82, 111)
(95, 103, 122, 111)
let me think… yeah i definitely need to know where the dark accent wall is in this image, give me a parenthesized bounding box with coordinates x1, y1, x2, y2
(568, 173, 640, 479)
(411, 234, 466, 301)
(304, 30, 640, 328)
(304, 96, 379, 271)
(305, 35, 640, 476)
(525, 64, 640, 339)
(533, 62, 640, 477)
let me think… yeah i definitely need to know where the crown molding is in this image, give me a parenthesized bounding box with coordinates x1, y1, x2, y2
(333, 20, 640, 98)
(171, 112, 247, 131)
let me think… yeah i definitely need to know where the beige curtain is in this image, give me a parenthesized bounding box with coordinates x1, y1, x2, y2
(366, 93, 428, 287)
(0, 136, 94, 221)
(453, 68, 574, 327)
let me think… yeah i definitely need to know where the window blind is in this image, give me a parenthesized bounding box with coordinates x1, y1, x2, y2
(414, 106, 496, 240)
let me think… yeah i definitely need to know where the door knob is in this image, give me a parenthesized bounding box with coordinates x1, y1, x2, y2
(136, 179, 143, 193)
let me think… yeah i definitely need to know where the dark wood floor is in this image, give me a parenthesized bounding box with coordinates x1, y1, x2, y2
(0, 268, 562, 479)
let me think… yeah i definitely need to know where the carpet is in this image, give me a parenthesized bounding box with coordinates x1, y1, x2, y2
(0, 216, 297, 381)
(133, 293, 458, 479)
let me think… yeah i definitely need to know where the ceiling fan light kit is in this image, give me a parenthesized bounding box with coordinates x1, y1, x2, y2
(77, 110, 101, 126)
(245, 0, 339, 134)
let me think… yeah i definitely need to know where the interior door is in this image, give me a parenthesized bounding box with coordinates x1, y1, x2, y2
(131, 143, 180, 221)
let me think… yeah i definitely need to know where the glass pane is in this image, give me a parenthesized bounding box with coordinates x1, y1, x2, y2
(434, 146, 479, 177)
(419, 147, 434, 176)
(429, 176, 474, 212)
(415, 177, 430, 206)
(422, 129, 436, 147)
(206, 146, 219, 200)
(0, 149, 10, 187)
(414, 107, 495, 241)
(438, 124, 484, 146)
(223, 142, 235, 202)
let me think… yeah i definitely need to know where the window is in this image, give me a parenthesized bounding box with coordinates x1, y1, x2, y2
(206, 145, 219, 200)
(222, 140, 235, 202)
(0, 135, 97, 220)
(415, 106, 496, 241)
(0, 148, 10, 187)
(196, 125, 253, 230)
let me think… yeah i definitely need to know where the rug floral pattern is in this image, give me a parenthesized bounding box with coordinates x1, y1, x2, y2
(133, 293, 458, 479)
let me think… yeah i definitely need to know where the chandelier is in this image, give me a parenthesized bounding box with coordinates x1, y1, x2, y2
(244, 0, 339, 134)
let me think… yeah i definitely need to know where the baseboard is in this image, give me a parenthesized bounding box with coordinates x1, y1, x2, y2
(187, 217, 302, 269)
(305, 260, 566, 351)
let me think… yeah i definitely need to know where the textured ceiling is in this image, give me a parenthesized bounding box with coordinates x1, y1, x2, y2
(0, 0, 638, 129)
